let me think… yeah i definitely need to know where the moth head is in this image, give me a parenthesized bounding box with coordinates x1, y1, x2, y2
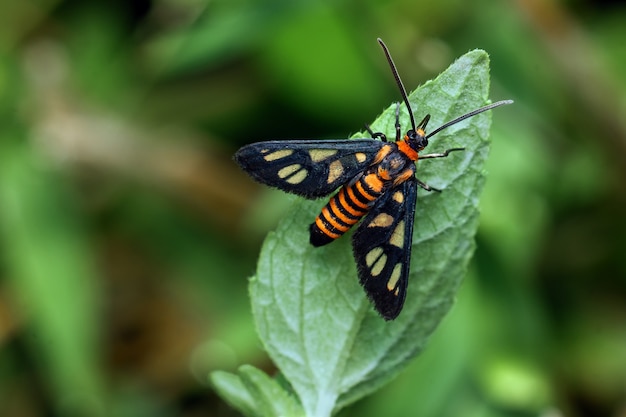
(404, 114, 430, 152)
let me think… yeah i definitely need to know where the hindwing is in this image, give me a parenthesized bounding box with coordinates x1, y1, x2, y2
(352, 178, 417, 320)
(234, 140, 385, 198)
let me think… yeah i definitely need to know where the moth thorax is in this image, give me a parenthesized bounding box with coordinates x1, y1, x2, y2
(377, 153, 407, 180)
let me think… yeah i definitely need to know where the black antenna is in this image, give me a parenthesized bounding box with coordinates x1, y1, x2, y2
(378, 38, 513, 139)
(425, 100, 514, 139)
(377, 38, 417, 132)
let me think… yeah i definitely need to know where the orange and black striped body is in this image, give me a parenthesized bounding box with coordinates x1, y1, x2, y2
(233, 38, 513, 320)
(310, 142, 418, 246)
(310, 172, 383, 246)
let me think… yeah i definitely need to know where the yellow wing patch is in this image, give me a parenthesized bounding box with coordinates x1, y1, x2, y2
(365, 247, 383, 267)
(327, 160, 344, 184)
(263, 149, 294, 161)
(387, 263, 402, 292)
(287, 169, 308, 184)
(309, 149, 338, 162)
(365, 247, 387, 276)
(278, 164, 308, 184)
(368, 213, 394, 228)
(389, 220, 405, 248)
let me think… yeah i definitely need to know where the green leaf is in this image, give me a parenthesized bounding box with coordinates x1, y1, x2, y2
(211, 366, 304, 417)
(248, 50, 495, 417)
(210, 370, 258, 417)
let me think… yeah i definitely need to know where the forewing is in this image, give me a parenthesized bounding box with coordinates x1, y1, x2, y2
(352, 178, 417, 320)
(234, 140, 384, 198)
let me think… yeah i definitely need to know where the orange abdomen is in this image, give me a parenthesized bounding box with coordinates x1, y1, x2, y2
(310, 173, 384, 246)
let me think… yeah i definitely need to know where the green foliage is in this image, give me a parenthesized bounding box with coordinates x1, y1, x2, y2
(212, 366, 304, 417)
(2, 1, 624, 416)
(0, 55, 103, 417)
(212, 50, 494, 417)
(0, 143, 104, 415)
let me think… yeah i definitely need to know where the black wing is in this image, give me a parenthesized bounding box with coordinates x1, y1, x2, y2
(234, 139, 385, 198)
(352, 178, 417, 320)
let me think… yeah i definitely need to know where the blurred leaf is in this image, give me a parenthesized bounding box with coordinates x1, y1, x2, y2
(211, 369, 259, 417)
(261, 5, 386, 126)
(211, 365, 304, 417)
(145, 1, 284, 76)
(478, 355, 551, 411)
(480, 112, 550, 271)
(0, 1, 60, 52)
(246, 50, 498, 417)
(0, 140, 104, 416)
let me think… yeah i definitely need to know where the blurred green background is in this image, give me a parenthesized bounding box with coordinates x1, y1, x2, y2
(0, 0, 624, 416)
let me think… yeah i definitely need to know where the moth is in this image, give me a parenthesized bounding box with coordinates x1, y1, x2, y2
(234, 38, 512, 320)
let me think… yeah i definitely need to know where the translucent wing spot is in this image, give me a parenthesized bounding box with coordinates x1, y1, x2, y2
(371, 253, 387, 276)
(393, 191, 404, 204)
(387, 263, 402, 292)
(278, 164, 301, 178)
(389, 220, 405, 248)
(327, 160, 344, 184)
(287, 169, 308, 184)
(368, 213, 394, 228)
(355, 152, 367, 163)
(264, 149, 294, 161)
(278, 164, 308, 184)
(365, 247, 382, 267)
(309, 149, 338, 162)
(365, 247, 387, 277)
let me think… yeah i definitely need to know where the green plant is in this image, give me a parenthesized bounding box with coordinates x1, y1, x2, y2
(212, 49, 495, 417)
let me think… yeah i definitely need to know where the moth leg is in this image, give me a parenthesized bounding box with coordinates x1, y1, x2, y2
(365, 124, 387, 142)
(365, 102, 402, 143)
(420, 147, 465, 159)
(417, 148, 465, 191)
(415, 178, 441, 193)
